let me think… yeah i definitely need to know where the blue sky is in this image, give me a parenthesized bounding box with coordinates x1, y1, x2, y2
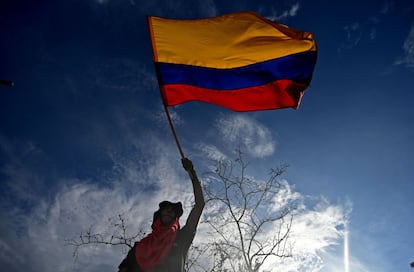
(1, 0, 413, 271)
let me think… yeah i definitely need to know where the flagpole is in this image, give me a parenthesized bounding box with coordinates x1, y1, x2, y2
(163, 104, 185, 159)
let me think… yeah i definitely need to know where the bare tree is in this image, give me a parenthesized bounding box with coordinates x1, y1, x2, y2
(201, 149, 295, 272)
(64, 214, 145, 259)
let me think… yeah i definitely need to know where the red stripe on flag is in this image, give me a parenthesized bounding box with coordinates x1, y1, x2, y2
(161, 79, 307, 112)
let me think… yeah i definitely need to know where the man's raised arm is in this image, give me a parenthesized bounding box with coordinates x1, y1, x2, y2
(181, 158, 205, 231)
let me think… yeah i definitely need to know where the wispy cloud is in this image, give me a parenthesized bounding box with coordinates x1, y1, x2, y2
(196, 143, 228, 162)
(338, 2, 394, 53)
(380, 0, 394, 14)
(213, 114, 276, 158)
(0, 130, 196, 272)
(291, 200, 346, 253)
(338, 22, 364, 53)
(395, 25, 414, 69)
(0, 137, 50, 215)
(0, 90, 353, 272)
(264, 3, 300, 21)
(0, 123, 354, 272)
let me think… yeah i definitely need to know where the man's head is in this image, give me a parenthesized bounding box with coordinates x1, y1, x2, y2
(153, 201, 183, 226)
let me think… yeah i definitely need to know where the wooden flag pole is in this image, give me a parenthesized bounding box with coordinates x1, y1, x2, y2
(163, 104, 185, 159)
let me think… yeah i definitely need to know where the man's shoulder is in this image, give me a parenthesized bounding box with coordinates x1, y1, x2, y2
(178, 224, 195, 238)
(175, 225, 196, 247)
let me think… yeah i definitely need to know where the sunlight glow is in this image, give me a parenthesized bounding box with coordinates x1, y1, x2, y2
(344, 225, 350, 272)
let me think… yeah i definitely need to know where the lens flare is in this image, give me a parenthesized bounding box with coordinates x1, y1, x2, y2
(344, 225, 349, 272)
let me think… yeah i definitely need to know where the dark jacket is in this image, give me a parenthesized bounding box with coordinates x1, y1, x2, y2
(118, 222, 200, 272)
(151, 222, 199, 272)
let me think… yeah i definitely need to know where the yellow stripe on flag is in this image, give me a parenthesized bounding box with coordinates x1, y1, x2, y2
(148, 11, 316, 69)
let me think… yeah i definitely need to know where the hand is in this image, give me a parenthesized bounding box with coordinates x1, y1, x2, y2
(181, 157, 194, 172)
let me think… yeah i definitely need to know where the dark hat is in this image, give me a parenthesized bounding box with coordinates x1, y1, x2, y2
(153, 201, 183, 223)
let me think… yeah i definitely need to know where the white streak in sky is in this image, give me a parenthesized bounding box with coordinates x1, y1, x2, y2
(344, 225, 350, 272)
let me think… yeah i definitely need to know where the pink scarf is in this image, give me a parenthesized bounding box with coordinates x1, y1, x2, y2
(135, 218, 180, 271)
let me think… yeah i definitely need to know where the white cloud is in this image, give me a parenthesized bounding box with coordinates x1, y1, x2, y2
(0, 132, 354, 272)
(258, 198, 349, 272)
(1, 182, 128, 271)
(291, 202, 346, 253)
(0, 129, 196, 272)
(0, 97, 358, 272)
(0, 106, 368, 272)
(191, 175, 350, 272)
(265, 3, 300, 21)
(196, 143, 228, 162)
(270, 180, 302, 211)
(214, 114, 276, 158)
(0, 178, 193, 272)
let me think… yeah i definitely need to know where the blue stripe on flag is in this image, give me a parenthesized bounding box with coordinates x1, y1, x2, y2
(156, 51, 316, 90)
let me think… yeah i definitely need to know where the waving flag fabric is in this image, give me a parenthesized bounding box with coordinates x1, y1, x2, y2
(148, 11, 317, 112)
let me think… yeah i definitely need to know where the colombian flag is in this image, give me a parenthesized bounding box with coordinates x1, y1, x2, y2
(148, 11, 317, 112)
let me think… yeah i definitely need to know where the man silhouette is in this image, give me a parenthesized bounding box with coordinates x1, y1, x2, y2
(118, 158, 205, 272)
